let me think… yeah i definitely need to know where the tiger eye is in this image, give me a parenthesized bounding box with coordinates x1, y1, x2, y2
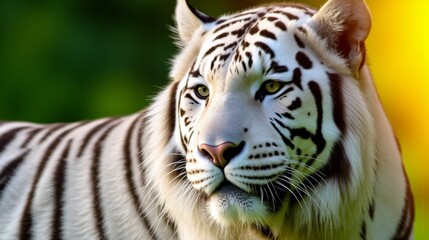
(195, 85, 210, 99)
(264, 80, 282, 94)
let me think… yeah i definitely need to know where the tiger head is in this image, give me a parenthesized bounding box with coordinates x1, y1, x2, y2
(168, 0, 376, 236)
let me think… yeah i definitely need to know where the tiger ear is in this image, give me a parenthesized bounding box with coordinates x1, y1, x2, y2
(308, 0, 371, 74)
(175, 0, 216, 45)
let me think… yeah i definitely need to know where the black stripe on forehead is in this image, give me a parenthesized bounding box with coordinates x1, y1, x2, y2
(213, 17, 253, 34)
(197, 4, 315, 77)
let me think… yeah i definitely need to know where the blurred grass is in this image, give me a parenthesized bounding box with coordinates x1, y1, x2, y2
(0, 0, 177, 122)
(0, 0, 427, 238)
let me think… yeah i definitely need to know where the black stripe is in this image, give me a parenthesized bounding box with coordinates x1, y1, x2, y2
(259, 29, 277, 40)
(203, 43, 224, 58)
(241, 61, 247, 71)
(51, 139, 73, 240)
(266, 16, 278, 22)
(189, 70, 201, 78)
(287, 97, 301, 111)
(178, 88, 188, 153)
(273, 118, 287, 129)
(292, 68, 303, 90)
(294, 34, 305, 48)
(287, 127, 312, 140)
(254, 41, 275, 59)
(0, 126, 31, 153)
(0, 151, 29, 200)
(38, 124, 68, 143)
(295, 51, 312, 69)
(273, 87, 294, 100)
(168, 81, 180, 141)
(252, 224, 276, 240)
(123, 115, 157, 239)
(274, 21, 287, 31)
(268, 61, 288, 74)
(210, 55, 219, 70)
(249, 25, 259, 35)
(297, 26, 307, 34)
(214, 32, 229, 40)
(184, 93, 198, 104)
(232, 26, 247, 38)
(20, 127, 43, 148)
(281, 12, 299, 20)
(392, 168, 414, 240)
(360, 220, 366, 240)
(213, 17, 252, 34)
(136, 112, 147, 185)
(327, 73, 351, 188)
(224, 43, 237, 51)
(324, 141, 351, 189)
(280, 112, 294, 120)
(368, 198, 375, 220)
(76, 118, 118, 158)
(91, 121, 121, 240)
(270, 122, 294, 149)
(328, 73, 346, 133)
(19, 122, 87, 240)
(245, 52, 253, 68)
(288, 82, 332, 205)
(308, 81, 326, 155)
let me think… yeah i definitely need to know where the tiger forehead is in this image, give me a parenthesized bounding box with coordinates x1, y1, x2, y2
(194, 4, 316, 84)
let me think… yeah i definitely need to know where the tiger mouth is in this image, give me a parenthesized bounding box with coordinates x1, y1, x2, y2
(207, 181, 267, 224)
(211, 179, 257, 198)
(213, 181, 249, 196)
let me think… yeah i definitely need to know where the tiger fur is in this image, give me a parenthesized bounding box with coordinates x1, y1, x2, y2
(0, 0, 414, 239)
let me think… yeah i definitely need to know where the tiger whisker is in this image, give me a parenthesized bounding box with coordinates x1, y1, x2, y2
(282, 166, 325, 193)
(272, 178, 308, 215)
(279, 174, 328, 214)
(284, 159, 328, 185)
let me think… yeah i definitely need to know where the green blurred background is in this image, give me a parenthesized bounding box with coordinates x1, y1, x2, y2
(0, 0, 427, 238)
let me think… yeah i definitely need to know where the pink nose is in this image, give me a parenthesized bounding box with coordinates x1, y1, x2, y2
(199, 142, 245, 168)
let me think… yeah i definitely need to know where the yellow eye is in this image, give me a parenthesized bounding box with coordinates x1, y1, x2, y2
(264, 80, 282, 94)
(194, 85, 210, 99)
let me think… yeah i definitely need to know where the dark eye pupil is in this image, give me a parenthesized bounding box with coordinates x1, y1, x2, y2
(199, 87, 207, 94)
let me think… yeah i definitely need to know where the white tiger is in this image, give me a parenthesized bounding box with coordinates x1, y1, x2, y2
(0, 0, 414, 239)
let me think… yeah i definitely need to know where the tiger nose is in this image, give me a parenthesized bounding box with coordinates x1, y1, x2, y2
(199, 142, 245, 168)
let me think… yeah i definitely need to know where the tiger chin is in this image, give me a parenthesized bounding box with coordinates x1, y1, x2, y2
(0, 0, 414, 239)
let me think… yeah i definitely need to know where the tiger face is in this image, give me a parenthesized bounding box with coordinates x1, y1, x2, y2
(171, 0, 374, 232)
